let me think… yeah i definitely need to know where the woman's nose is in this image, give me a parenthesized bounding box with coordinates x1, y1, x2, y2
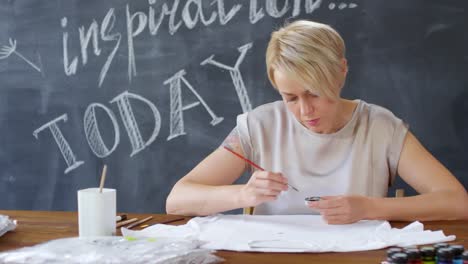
(299, 99, 314, 116)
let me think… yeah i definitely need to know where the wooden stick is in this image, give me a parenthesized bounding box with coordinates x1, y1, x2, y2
(126, 216, 153, 229)
(116, 218, 138, 228)
(99, 165, 107, 193)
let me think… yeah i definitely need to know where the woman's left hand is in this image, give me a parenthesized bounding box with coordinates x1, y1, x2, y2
(307, 195, 373, 224)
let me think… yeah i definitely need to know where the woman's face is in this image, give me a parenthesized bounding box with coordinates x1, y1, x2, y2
(273, 69, 343, 134)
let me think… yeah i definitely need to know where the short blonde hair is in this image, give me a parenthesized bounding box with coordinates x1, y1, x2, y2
(266, 20, 346, 99)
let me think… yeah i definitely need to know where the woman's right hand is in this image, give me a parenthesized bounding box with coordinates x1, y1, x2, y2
(239, 171, 289, 207)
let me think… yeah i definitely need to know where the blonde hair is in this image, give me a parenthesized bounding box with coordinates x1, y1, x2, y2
(266, 20, 346, 99)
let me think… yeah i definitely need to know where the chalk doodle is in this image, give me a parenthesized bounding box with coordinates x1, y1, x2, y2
(0, 38, 42, 72)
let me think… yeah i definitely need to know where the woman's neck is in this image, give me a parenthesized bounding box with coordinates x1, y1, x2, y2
(330, 99, 358, 133)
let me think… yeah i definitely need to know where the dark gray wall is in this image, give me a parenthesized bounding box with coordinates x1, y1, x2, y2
(0, 0, 466, 212)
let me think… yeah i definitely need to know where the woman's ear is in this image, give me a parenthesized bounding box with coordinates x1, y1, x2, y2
(342, 58, 348, 75)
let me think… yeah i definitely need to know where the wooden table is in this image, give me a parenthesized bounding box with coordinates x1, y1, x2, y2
(0, 210, 467, 263)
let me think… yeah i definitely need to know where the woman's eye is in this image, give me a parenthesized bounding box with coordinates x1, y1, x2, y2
(286, 97, 297, 103)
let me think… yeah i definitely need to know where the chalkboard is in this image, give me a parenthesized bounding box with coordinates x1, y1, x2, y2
(0, 0, 467, 213)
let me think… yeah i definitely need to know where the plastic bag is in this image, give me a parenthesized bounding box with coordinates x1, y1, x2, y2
(0, 236, 224, 264)
(0, 215, 17, 237)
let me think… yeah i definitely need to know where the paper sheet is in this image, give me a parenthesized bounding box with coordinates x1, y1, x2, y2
(122, 214, 456, 253)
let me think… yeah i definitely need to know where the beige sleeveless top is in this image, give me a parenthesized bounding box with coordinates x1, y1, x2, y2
(235, 100, 408, 215)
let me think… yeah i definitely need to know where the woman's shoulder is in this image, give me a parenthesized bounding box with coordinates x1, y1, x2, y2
(359, 100, 401, 122)
(358, 100, 407, 131)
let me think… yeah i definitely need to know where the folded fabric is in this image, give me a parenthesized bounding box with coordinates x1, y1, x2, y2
(122, 215, 456, 253)
(0, 215, 17, 237)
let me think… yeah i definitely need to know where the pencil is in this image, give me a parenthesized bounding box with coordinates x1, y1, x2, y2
(126, 216, 153, 229)
(159, 217, 185, 224)
(149, 217, 185, 227)
(223, 146, 299, 192)
(116, 218, 138, 228)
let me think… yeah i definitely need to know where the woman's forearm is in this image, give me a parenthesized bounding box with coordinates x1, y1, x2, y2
(166, 181, 245, 216)
(367, 190, 468, 221)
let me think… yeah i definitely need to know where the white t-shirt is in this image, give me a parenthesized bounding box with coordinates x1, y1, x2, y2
(235, 100, 408, 215)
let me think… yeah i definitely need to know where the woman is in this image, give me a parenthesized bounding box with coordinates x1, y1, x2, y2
(166, 20, 468, 224)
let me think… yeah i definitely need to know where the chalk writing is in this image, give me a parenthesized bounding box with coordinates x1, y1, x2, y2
(33, 115, 84, 174)
(110, 92, 161, 157)
(328, 2, 358, 10)
(61, 0, 323, 87)
(33, 0, 329, 173)
(34, 91, 163, 173)
(201, 43, 253, 113)
(33, 41, 250, 173)
(62, 9, 121, 87)
(164, 70, 224, 141)
(84, 103, 120, 158)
